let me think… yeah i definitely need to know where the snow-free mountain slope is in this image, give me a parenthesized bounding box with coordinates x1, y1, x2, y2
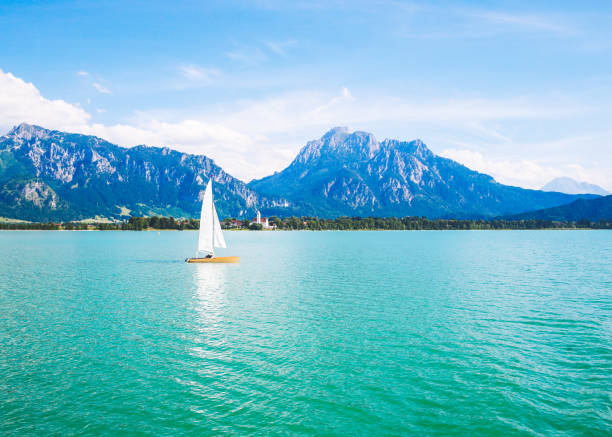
(0, 123, 291, 221)
(0, 124, 596, 221)
(249, 127, 593, 218)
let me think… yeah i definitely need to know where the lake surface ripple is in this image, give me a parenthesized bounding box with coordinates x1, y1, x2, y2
(1, 230, 611, 435)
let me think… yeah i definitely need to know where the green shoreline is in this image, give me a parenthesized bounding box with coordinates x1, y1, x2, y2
(0, 228, 604, 232)
(1, 215, 610, 231)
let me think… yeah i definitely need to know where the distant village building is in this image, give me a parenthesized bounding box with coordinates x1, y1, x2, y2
(222, 218, 246, 228)
(251, 210, 276, 229)
(229, 219, 243, 228)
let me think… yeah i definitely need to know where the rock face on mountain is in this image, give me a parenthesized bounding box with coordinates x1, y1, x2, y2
(249, 127, 593, 218)
(504, 195, 612, 222)
(541, 177, 609, 196)
(0, 124, 598, 222)
(0, 124, 290, 221)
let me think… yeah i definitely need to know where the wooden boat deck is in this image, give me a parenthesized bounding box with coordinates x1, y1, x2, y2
(186, 256, 240, 263)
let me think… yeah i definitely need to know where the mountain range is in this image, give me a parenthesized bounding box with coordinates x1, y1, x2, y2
(0, 124, 599, 222)
(0, 124, 292, 221)
(541, 177, 609, 196)
(249, 127, 591, 218)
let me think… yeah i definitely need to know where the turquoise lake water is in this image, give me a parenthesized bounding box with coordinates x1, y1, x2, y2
(1, 230, 611, 436)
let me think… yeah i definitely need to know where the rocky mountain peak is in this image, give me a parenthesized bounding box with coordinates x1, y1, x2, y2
(249, 126, 589, 218)
(294, 127, 381, 165)
(381, 138, 433, 161)
(321, 126, 350, 144)
(293, 128, 438, 168)
(6, 123, 51, 142)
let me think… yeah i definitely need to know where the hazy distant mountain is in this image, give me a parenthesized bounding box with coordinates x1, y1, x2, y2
(249, 127, 592, 218)
(504, 195, 612, 222)
(541, 177, 609, 195)
(0, 124, 292, 221)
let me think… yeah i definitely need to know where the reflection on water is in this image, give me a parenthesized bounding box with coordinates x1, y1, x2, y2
(188, 264, 232, 379)
(192, 263, 227, 294)
(191, 264, 229, 326)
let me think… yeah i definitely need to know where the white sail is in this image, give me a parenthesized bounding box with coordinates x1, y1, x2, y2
(197, 180, 227, 256)
(212, 203, 227, 248)
(197, 180, 214, 255)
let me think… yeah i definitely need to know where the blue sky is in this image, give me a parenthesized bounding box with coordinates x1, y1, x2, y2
(1, 0, 611, 189)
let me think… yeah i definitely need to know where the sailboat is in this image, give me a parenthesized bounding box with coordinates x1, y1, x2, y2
(186, 180, 239, 263)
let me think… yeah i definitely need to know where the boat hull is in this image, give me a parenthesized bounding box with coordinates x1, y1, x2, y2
(186, 256, 240, 263)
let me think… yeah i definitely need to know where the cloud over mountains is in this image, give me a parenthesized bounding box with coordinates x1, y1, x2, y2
(0, 67, 609, 191)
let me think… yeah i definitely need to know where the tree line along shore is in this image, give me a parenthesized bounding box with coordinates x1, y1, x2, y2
(1, 215, 611, 231)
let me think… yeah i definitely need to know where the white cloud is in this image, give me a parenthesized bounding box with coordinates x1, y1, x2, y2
(0, 69, 90, 132)
(76, 71, 90, 77)
(0, 69, 268, 180)
(438, 149, 560, 188)
(1, 68, 609, 189)
(83, 119, 264, 181)
(439, 148, 611, 191)
(179, 65, 220, 83)
(212, 90, 583, 139)
(92, 82, 111, 94)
